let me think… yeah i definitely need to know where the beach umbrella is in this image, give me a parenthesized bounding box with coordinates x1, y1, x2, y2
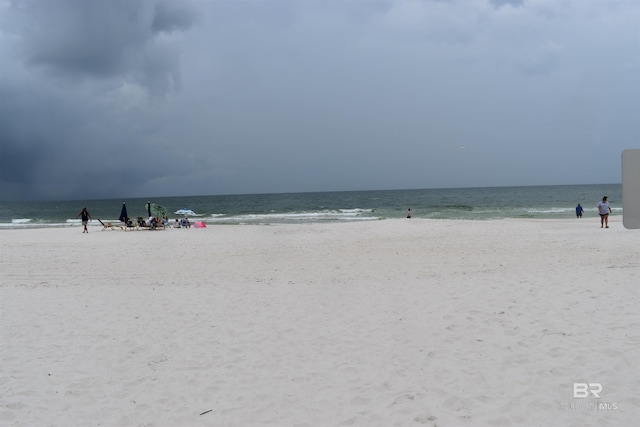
(147, 201, 151, 217)
(119, 203, 128, 222)
(175, 208, 197, 216)
(149, 203, 169, 217)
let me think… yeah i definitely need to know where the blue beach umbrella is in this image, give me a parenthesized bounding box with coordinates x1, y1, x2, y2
(119, 203, 128, 222)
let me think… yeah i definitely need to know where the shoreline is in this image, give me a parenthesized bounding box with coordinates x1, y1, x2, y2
(0, 214, 626, 231)
(1, 218, 638, 426)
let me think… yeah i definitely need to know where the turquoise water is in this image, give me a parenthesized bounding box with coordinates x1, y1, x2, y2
(0, 184, 622, 229)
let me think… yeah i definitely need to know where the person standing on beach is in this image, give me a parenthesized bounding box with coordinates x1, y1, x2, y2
(407, 208, 411, 218)
(76, 207, 92, 233)
(597, 196, 611, 228)
(575, 203, 584, 218)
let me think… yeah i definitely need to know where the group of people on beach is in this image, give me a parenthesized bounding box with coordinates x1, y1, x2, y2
(76, 207, 192, 232)
(125, 214, 190, 230)
(575, 196, 612, 228)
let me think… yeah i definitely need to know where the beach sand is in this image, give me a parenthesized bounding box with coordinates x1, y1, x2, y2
(1, 217, 639, 426)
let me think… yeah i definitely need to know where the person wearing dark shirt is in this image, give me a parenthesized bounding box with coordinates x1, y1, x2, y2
(76, 207, 92, 233)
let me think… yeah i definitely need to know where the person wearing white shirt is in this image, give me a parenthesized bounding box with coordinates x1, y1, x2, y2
(597, 196, 611, 228)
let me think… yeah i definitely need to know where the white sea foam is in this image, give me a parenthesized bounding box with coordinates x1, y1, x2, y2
(527, 207, 574, 214)
(12, 218, 32, 224)
(0, 218, 71, 229)
(209, 209, 378, 224)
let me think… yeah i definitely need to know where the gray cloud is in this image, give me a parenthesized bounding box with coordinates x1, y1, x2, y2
(152, 1, 196, 34)
(1, 0, 638, 201)
(490, 0, 523, 8)
(13, 0, 194, 93)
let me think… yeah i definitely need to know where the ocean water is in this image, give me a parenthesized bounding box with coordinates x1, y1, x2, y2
(0, 184, 622, 229)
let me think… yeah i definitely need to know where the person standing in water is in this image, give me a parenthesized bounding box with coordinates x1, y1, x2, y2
(76, 207, 92, 233)
(575, 203, 584, 218)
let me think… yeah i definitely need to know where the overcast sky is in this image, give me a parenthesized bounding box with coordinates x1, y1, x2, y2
(1, 0, 638, 201)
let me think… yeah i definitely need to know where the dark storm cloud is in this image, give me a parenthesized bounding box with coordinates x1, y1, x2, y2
(0, 0, 197, 200)
(0, 0, 638, 201)
(0, 82, 79, 199)
(16, 0, 195, 92)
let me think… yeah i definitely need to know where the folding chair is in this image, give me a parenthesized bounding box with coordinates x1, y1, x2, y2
(97, 219, 114, 231)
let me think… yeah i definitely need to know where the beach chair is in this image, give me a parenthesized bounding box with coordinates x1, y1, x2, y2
(137, 217, 148, 228)
(121, 218, 138, 231)
(98, 219, 115, 231)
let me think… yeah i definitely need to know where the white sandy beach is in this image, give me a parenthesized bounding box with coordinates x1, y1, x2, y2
(1, 217, 639, 426)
